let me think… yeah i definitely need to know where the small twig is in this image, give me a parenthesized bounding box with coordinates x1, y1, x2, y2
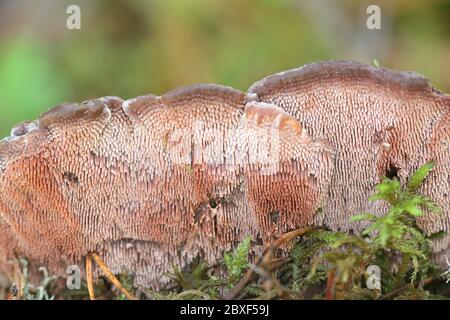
(267, 257, 292, 271)
(222, 227, 317, 299)
(86, 254, 95, 300)
(325, 270, 335, 300)
(379, 276, 438, 300)
(378, 283, 413, 300)
(90, 252, 138, 300)
(251, 264, 297, 300)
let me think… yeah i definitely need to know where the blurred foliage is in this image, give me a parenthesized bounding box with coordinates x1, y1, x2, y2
(0, 0, 449, 136)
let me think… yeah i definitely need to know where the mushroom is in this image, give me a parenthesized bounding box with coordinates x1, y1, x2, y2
(0, 83, 331, 293)
(249, 60, 449, 262)
(0, 60, 448, 294)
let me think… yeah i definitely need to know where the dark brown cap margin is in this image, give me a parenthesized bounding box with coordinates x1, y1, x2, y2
(248, 60, 447, 99)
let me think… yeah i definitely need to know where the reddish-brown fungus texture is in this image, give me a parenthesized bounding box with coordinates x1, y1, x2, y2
(0, 61, 448, 289)
(248, 61, 450, 262)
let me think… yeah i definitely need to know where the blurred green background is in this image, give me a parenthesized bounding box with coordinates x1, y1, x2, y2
(0, 0, 449, 137)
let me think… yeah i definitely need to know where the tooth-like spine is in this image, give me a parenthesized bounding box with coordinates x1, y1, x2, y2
(0, 60, 448, 290)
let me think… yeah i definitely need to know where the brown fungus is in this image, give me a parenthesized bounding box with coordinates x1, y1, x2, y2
(0, 61, 448, 289)
(248, 60, 449, 261)
(0, 83, 331, 289)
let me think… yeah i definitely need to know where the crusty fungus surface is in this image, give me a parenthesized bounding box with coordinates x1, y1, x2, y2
(249, 61, 450, 261)
(0, 60, 448, 289)
(0, 84, 332, 288)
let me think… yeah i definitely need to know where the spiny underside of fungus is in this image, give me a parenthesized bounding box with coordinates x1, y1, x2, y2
(0, 61, 448, 289)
